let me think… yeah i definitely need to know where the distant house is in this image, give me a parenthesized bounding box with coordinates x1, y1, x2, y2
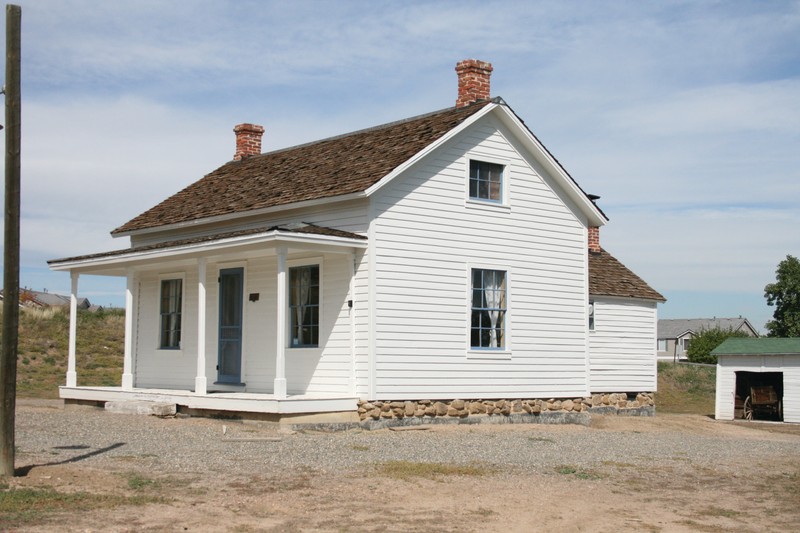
(48, 59, 664, 422)
(0, 288, 91, 310)
(657, 317, 759, 361)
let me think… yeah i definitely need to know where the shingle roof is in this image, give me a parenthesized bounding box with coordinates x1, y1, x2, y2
(657, 318, 757, 339)
(711, 337, 800, 356)
(588, 249, 665, 302)
(113, 101, 494, 235)
(49, 224, 365, 266)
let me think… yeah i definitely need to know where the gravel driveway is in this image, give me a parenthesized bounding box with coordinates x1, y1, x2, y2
(14, 400, 800, 474)
(9, 400, 800, 533)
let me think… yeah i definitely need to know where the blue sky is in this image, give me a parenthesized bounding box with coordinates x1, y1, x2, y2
(1, 0, 799, 331)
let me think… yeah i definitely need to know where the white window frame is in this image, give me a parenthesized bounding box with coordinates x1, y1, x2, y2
(157, 272, 185, 353)
(657, 338, 667, 352)
(465, 154, 510, 209)
(588, 300, 595, 332)
(287, 256, 324, 351)
(467, 263, 512, 360)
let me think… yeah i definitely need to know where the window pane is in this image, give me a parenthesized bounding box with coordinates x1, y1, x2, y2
(289, 265, 320, 347)
(469, 160, 504, 202)
(470, 268, 506, 349)
(159, 279, 182, 349)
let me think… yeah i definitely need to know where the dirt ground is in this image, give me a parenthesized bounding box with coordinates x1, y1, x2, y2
(5, 409, 800, 533)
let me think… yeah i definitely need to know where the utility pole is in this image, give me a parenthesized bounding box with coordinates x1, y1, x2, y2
(1, 4, 21, 478)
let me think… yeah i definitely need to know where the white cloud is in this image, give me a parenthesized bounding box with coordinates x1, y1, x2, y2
(2, 0, 798, 315)
(610, 80, 800, 136)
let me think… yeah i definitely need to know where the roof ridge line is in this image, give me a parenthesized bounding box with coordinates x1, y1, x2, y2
(247, 100, 497, 160)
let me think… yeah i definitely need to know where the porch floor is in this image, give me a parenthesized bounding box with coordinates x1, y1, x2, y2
(59, 386, 359, 415)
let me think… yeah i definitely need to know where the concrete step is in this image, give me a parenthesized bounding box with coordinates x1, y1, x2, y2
(104, 400, 177, 417)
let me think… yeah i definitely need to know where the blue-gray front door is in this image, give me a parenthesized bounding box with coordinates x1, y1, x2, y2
(218, 267, 243, 384)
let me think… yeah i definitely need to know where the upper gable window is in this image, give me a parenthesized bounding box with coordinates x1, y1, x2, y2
(469, 160, 504, 203)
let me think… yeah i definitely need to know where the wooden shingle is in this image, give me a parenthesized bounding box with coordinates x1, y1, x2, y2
(113, 101, 492, 235)
(589, 249, 665, 301)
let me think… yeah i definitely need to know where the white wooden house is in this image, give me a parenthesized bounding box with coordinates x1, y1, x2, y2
(49, 60, 664, 421)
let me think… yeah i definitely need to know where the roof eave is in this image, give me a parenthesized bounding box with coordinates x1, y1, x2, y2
(492, 105, 608, 227)
(364, 101, 499, 197)
(49, 230, 368, 274)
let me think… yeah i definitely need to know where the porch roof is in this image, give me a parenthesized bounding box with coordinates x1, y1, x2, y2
(48, 223, 367, 276)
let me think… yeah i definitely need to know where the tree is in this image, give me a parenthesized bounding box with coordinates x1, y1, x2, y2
(764, 255, 800, 337)
(686, 327, 750, 364)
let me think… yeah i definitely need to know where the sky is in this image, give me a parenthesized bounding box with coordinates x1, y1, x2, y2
(1, 0, 798, 332)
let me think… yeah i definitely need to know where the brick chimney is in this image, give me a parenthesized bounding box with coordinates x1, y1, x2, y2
(455, 59, 493, 108)
(588, 226, 601, 253)
(233, 123, 265, 161)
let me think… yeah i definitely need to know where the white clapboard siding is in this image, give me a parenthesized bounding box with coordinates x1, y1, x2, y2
(134, 270, 199, 389)
(133, 252, 356, 396)
(588, 297, 658, 392)
(716, 355, 800, 423)
(368, 115, 589, 400)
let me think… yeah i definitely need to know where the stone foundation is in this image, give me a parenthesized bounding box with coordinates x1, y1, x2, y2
(357, 393, 654, 422)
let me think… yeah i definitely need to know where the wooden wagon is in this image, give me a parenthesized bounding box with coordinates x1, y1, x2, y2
(742, 385, 782, 421)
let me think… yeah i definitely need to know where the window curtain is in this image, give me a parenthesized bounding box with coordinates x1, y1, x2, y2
(484, 271, 505, 348)
(161, 279, 182, 348)
(292, 267, 312, 343)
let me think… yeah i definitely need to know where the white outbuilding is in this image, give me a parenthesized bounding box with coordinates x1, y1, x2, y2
(714, 338, 800, 424)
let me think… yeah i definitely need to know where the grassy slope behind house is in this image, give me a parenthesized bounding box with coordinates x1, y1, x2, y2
(656, 361, 717, 415)
(1, 306, 124, 399)
(4, 307, 718, 414)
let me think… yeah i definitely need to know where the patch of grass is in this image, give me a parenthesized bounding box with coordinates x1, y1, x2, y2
(0, 486, 161, 527)
(126, 472, 160, 491)
(528, 436, 555, 443)
(377, 461, 492, 480)
(1, 306, 125, 398)
(556, 464, 602, 480)
(656, 361, 716, 414)
(697, 507, 741, 519)
(601, 460, 635, 468)
(351, 444, 370, 451)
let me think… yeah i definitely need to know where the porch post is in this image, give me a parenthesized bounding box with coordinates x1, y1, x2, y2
(195, 258, 208, 395)
(121, 268, 135, 390)
(66, 271, 79, 387)
(349, 251, 357, 395)
(274, 247, 288, 398)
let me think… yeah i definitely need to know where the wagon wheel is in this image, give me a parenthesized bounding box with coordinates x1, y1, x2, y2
(743, 396, 753, 421)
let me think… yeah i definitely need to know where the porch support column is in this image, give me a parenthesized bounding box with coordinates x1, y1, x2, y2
(349, 251, 357, 395)
(195, 258, 208, 395)
(66, 271, 79, 387)
(121, 268, 136, 390)
(274, 247, 288, 399)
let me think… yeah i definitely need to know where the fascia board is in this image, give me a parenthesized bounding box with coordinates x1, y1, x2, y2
(112, 191, 367, 239)
(50, 231, 367, 272)
(363, 103, 498, 197)
(493, 106, 607, 226)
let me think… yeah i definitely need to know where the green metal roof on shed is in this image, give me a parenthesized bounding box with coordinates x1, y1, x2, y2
(711, 337, 800, 356)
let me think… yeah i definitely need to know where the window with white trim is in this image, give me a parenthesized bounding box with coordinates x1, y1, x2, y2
(289, 264, 320, 347)
(657, 339, 667, 351)
(159, 278, 182, 349)
(588, 300, 595, 331)
(471, 268, 507, 349)
(469, 160, 504, 203)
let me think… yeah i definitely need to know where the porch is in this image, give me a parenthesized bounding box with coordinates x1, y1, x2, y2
(59, 385, 359, 415)
(48, 224, 368, 416)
